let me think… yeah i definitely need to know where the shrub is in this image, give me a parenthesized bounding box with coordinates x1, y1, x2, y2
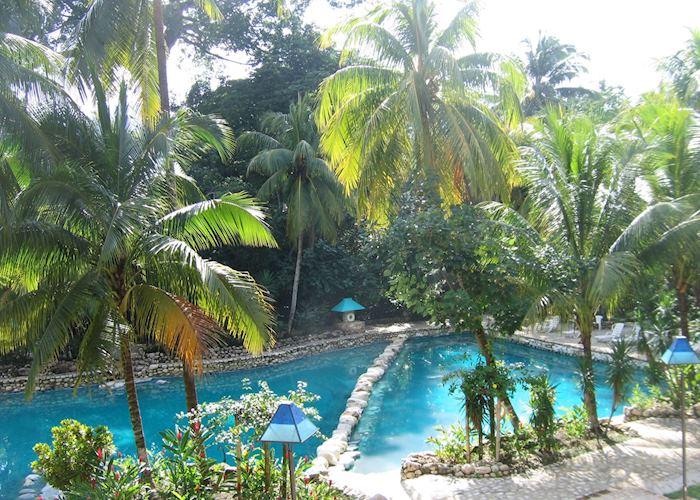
(524, 374, 557, 453)
(606, 339, 636, 420)
(426, 424, 470, 463)
(32, 419, 115, 490)
(66, 455, 144, 500)
(560, 405, 589, 439)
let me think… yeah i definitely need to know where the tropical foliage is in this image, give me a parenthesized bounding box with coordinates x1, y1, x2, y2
(318, 0, 519, 224)
(0, 85, 276, 458)
(241, 95, 345, 334)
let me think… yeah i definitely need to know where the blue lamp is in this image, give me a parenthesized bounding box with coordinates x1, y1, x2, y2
(260, 402, 318, 500)
(661, 336, 699, 500)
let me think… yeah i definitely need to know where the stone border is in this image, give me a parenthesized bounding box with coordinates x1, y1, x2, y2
(401, 451, 515, 480)
(311, 334, 408, 475)
(0, 323, 441, 393)
(507, 334, 648, 366)
(624, 403, 700, 420)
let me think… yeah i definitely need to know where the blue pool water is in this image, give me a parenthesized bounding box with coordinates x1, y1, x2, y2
(352, 334, 645, 473)
(0, 342, 386, 496)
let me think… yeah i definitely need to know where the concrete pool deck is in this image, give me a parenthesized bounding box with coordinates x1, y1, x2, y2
(331, 417, 700, 499)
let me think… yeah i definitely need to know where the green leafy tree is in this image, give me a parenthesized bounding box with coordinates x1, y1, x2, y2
(241, 95, 345, 334)
(0, 85, 276, 461)
(317, 0, 518, 224)
(379, 204, 557, 428)
(614, 92, 700, 338)
(489, 110, 641, 432)
(522, 33, 591, 116)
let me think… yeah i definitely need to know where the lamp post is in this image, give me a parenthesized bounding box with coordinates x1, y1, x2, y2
(661, 336, 700, 500)
(260, 402, 319, 500)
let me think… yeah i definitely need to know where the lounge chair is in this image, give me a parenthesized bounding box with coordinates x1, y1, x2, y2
(544, 316, 560, 334)
(597, 322, 625, 342)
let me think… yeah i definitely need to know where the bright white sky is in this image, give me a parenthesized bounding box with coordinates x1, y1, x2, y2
(168, 0, 700, 103)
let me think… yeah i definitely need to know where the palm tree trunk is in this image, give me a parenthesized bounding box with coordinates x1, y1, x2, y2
(120, 335, 149, 462)
(183, 361, 199, 411)
(473, 326, 521, 430)
(287, 233, 303, 336)
(152, 0, 170, 113)
(578, 320, 601, 433)
(678, 284, 690, 338)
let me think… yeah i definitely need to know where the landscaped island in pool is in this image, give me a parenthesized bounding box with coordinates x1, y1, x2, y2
(351, 333, 644, 473)
(0, 342, 387, 496)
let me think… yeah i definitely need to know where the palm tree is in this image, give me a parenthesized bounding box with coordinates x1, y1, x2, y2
(317, 0, 517, 225)
(241, 95, 345, 335)
(0, 85, 276, 461)
(661, 29, 700, 109)
(0, 28, 65, 159)
(488, 110, 641, 432)
(605, 339, 635, 423)
(522, 33, 590, 116)
(70, 0, 223, 117)
(614, 92, 700, 338)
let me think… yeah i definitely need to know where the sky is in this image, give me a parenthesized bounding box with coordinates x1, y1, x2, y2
(168, 0, 700, 103)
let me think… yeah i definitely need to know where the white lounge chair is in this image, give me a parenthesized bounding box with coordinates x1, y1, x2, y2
(544, 316, 560, 334)
(597, 322, 625, 342)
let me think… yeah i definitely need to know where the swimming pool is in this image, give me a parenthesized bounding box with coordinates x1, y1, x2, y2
(351, 333, 644, 473)
(0, 342, 387, 496)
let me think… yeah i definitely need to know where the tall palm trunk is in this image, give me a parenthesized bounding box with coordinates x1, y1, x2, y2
(287, 233, 303, 336)
(120, 334, 149, 462)
(183, 362, 199, 411)
(473, 326, 520, 430)
(152, 0, 170, 113)
(677, 283, 690, 338)
(577, 319, 601, 432)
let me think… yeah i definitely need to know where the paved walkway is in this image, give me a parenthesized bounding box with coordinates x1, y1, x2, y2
(332, 418, 700, 499)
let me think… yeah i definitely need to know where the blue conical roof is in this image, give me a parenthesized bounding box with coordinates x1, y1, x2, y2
(331, 297, 365, 313)
(260, 402, 318, 444)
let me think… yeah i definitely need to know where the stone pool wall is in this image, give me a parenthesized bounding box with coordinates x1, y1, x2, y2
(310, 334, 409, 476)
(0, 323, 441, 393)
(507, 334, 648, 366)
(624, 402, 700, 420)
(401, 451, 516, 480)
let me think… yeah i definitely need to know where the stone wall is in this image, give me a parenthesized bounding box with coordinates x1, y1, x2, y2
(624, 403, 700, 421)
(401, 451, 515, 480)
(0, 323, 441, 393)
(508, 334, 648, 366)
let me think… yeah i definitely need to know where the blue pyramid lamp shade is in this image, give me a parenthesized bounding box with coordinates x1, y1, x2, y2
(260, 402, 318, 444)
(661, 336, 700, 365)
(331, 298, 366, 313)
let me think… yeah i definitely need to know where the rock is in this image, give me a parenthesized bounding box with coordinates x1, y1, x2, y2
(347, 398, 368, 408)
(403, 460, 420, 472)
(339, 414, 358, 427)
(693, 402, 700, 418)
(23, 474, 41, 487)
(40, 484, 62, 500)
(461, 464, 475, 475)
(475, 466, 491, 475)
(499, 464, 510, 473)
(368, 495, 388, 500)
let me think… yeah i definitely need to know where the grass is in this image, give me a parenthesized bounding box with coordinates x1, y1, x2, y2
(666, 485, 700, 499)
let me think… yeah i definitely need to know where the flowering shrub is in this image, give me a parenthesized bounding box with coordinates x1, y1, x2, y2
(32, 419, 115, 490)
(31, 381, 349, 499)
(177, 379, 323, 446)
(67, 455, 144, 499)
